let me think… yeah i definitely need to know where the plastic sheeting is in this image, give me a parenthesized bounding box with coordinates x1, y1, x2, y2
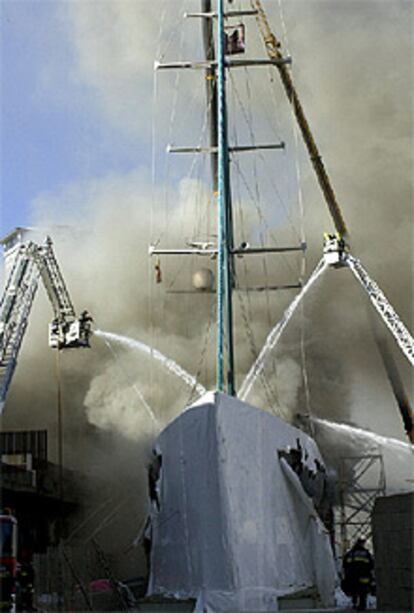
(147, 392, 337, 611)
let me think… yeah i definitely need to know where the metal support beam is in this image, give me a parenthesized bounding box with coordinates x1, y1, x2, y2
(149, 247, 217, 256)
(167, 143, 285, 154)
(166, 283, 302, 294)
(243, 283, 302, 292)
(233, 243, 306, 255)
(216, 0, 235, 395)
(155, 57, 291, 71)
(185, 10, 259, 18)
(216, 0, 226, 392)
(149, 243, 305, 256)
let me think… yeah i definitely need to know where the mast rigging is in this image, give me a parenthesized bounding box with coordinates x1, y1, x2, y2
(251, 0, 349, 240)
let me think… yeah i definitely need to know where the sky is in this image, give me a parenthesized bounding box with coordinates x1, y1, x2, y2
(0, 0, 147, 235)
(0, 0, 312, 237)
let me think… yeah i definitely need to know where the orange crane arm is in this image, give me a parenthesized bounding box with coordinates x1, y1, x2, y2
(251, 0, 349, 240)
(374, 332, 414, 444)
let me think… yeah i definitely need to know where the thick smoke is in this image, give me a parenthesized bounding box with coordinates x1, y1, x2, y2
(1, 0, 413, 580)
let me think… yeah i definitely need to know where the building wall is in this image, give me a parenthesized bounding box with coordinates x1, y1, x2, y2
(372, 493, 413, 611)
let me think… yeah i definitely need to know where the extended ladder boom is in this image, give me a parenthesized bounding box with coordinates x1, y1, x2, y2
(346, 255, 414, 368)
(251, 0, 349, 239)
(0, 244, 40, 411)
(322, 236, 414, 368)
(0, 237, 92, 412)
(34, 237, 77, 321)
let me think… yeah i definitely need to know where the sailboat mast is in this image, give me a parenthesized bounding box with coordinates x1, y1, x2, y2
(216, 0, 235, 395)
(155, 4, 297, 394)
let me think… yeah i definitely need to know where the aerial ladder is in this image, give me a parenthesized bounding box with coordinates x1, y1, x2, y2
(0, 237, 92, 412)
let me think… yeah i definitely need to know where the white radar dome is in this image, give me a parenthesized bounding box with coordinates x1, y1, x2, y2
(192, 268, 214, 291)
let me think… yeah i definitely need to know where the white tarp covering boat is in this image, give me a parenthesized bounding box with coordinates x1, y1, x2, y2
(147, 392, 337, 611)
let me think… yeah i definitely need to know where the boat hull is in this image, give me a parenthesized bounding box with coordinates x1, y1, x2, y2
(147, 392, 336, 611)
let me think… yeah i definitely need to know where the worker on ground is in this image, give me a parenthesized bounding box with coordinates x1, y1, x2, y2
(342, 537, 374, 611)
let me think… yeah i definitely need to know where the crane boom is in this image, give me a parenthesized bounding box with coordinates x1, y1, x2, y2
(201, 0, 218, 193)
(0, 237, 92, 412)
(373, 328, 414, 443)
(251, 0, 349, 239)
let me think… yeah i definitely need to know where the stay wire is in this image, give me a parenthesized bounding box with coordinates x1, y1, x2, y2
(244, 69, 274, 333)
(229, 82, 279, 408)
(229, 72, 300, 241)
(237, 289, 280, 409)
(186, 300, 215, 406)
(165, 105, 212, 292)
(232, 158, 297, 280)
(229, 76, 300, 262)
(277, 0, 313, 425)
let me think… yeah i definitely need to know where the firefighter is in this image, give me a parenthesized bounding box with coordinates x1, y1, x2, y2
(342, 537, 374, 611)
(79, 310, 93, 324)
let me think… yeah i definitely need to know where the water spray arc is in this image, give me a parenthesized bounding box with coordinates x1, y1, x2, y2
(240, 258, 328, 400)
(98, 334, 159, 427)
(95, 330, 206, 398)
(313, 417, 414, 455)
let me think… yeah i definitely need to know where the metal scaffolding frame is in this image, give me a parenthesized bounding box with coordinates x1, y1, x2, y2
(337, 453, 386, 556)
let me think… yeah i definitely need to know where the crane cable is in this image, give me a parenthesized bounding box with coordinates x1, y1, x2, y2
(276, 0, 314, 430)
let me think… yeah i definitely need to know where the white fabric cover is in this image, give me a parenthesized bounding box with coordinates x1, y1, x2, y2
(148, 392, 336, 611)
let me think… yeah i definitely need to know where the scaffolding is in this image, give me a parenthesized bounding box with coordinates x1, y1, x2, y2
(337, 453, 386, 556)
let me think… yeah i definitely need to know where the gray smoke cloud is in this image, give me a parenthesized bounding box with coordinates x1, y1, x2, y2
(1, 0, 413, 580)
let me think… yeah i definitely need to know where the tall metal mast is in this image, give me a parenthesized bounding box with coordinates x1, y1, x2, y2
(153, 4, 301, 396)
(216, 0, 235, 394)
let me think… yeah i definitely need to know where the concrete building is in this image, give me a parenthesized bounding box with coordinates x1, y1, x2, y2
(372, 492, 413, 611)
